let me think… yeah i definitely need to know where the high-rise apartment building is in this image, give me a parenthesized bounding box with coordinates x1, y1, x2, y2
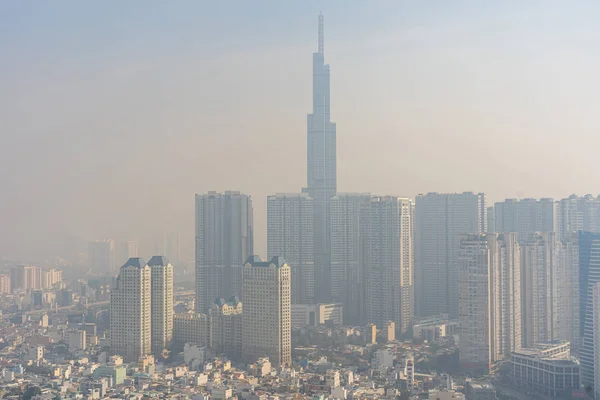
(110, 258, 152, 362)
(556, 195, 600, 242)
(329, 193, 371, 325)
(578, 231, 600, 388)
(242, 256, 291, 366)
(210, 297, 243, 359)
(306, 14, 337, 304)
(163, 232, 181, 263)
(41, 268, 62, 289)
(364, 197, 414, 334)
(493, 198, 554, 241)
(116, 241, 138, 267)
(89, 240, 116, 276)
(458, 233, 521, 373)
(148, 256, 174, 356)
(593, 283, 600, 399)
(486, 206, 495, 233)
(415, 192, 486, 318)
(195, 191, 253, 312)
(521, 233, 579, 347)
(267, 193, 314, 304)
(10, 265, 42, 291)
(0, 274, 10, 294)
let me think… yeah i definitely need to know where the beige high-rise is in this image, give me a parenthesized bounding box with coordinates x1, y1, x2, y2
(242, 256, 291, 366)
(211, 296, 243, 358)
(110, 258, 152, 362)
(148, 256, 174, 356)
(458, 233, 521, 373)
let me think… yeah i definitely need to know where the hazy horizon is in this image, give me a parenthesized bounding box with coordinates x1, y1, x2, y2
(3, 1, 600, 261)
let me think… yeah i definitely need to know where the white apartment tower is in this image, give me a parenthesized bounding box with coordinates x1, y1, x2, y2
(195, 191, 253, 312)
(556, 195, 600, 242)
(364, 196, 414, 334)
(242, 256, 291, 367)
(110, 258, 152, 362)
(415, 192, 486, 318)
(148, 256, 174, 356)
(329, 193, 371, 325)
(267, 193, 314, 304)
(521, 233, 580, 347)
(458, 233, 521, 373)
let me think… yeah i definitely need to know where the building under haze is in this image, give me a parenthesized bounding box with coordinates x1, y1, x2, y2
(594, 283, 600, 399)
(556, 195, 600, 242)
(306, 14, 337, 304)
(415, 192, 486, 318)
(89, 240, 116, 276)
(110, 258, 152, 362)
(10, 265, 42, 291)
(267, 193, 314, 304)
(211, 296, 243, 359)
(363, 196, 414, 334)
(578, 231, 600, 388)
(521, 233, 579, 347)
(458, 233, 521, 373)
(195, 191, 253, 312)
(493, 198, 554, 242)
(329, 193, 371, 325)
(242, 256, 291, 367)
(148, 256, 174, 356)
(115, 240, 138, 268)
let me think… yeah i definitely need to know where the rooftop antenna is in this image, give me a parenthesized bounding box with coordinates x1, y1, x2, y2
(318, 12, 324, 55)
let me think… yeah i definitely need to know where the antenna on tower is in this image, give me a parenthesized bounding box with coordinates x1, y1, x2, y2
(318, 13, 324, 55)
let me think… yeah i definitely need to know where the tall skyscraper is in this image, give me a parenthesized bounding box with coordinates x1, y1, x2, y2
(195, 191, 253, 312)
(521, 232, 579, 347)
(493, 198, 554, 241)
(110, 258, 152, 362)
(414, 192, 486, 318)
(329, 193, 371, 325)
(521, 232, 578, 347)
(267, 193, 314, 304)
(593, 282, 600, 399)
(556, 195, 600, 242)
(163, 232, 181, 263)
(578, 231, 600, 388)
(363, 197, 414, 334)
(148, 256, 174, 356)
(306, 14, 337, 304)
(89, 240, 116, 276)
(458, 233, 521, 373)
(242, 256, 291, 367)
(10, 265, 42, 291)
(116, 240, 138, 268)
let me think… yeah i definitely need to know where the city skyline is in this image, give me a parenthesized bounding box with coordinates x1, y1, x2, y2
(2, 4, 600, 397)
(5, 2, 600, 259)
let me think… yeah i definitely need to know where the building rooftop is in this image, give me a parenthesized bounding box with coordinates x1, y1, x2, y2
(122, 257, 146, 269)
(245, 256, 287, 268)
(147, 256, 170, 266)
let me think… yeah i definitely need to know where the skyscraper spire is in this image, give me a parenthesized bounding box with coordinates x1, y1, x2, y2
(307, 13, 336, 304)
(318, 13, 324, 55)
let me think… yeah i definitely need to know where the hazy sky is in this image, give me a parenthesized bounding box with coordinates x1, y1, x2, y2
(2, 1, 600, 260)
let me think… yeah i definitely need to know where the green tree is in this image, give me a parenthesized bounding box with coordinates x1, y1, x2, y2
(23, 386, 41, 400)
